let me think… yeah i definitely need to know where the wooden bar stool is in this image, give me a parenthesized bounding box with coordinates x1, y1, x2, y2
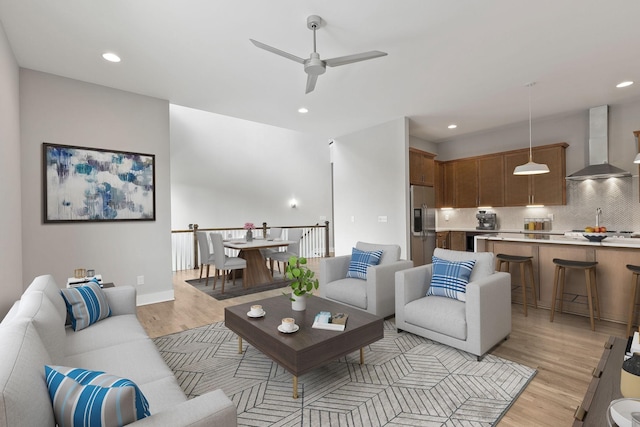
(625, 264, 640, 337)
(550, 258, 599, 331)
(496, 254, 537, 316)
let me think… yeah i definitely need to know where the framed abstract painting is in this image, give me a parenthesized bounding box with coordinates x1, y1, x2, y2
(42, 143, 156, 222)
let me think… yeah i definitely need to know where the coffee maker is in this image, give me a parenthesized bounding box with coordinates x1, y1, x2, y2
(476, 211, 497, 230)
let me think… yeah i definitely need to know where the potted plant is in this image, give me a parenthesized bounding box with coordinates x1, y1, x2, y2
(284, 255, 319, 311)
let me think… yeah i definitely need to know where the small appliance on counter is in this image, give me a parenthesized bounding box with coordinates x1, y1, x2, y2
(476, 211, 497, 230)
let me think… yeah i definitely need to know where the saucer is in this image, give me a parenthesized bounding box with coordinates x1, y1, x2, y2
(610, 398, 640, 427)
(247, 310, 266, 318)
(277, 324, 299, 334)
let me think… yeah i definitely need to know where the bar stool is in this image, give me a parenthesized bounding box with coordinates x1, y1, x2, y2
(550, 258, 599, 331)
(625, 264, 640, 337)
(496, 254, 537, 316)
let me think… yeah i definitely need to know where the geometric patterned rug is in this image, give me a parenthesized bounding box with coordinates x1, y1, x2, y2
(153, 321, 536, 426)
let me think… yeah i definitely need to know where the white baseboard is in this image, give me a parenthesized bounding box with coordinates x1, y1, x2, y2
(136, 289, 175, 306)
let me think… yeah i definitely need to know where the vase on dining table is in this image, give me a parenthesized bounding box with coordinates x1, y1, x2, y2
(246, 229, 253, 242)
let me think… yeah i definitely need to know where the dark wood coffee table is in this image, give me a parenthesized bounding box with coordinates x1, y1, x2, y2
(224, 295, 384, 398)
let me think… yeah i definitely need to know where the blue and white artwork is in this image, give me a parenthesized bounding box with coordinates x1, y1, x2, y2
(43, 143, 155, 222)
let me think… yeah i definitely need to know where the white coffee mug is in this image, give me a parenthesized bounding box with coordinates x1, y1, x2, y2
(281, 318, 295, 331)
(250, 305, 263, 315)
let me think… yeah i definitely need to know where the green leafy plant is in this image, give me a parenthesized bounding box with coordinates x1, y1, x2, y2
(284, 256, 319, 300)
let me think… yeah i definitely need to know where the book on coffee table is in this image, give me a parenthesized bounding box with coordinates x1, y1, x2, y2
(312, 311, 348, 331)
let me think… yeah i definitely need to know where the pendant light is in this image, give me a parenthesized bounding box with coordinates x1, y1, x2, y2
(513, 82, 550, 175)
(634, 153, 640, 164)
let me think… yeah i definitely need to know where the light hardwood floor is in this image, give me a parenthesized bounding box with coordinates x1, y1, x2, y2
(137, 259, 627, 426)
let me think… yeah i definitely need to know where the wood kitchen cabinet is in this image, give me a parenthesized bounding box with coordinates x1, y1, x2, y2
(504, 143, 568, 206)
(453, 159, 478, 208)
(435, 161, 455, 208)
(449, 231, 466, 251)
(478, 155, 504, 207)
(409, 148, 435, 186)
(436, 231, 449, 249)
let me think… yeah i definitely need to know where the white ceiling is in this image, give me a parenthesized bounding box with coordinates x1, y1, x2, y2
(2, 1, 640, 142)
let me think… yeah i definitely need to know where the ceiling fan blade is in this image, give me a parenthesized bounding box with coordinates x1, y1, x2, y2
(324, 50, 387, 67)
(250, 39, 305, 64)
(305, 74, 318, 94)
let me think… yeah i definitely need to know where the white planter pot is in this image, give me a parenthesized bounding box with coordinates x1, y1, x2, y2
(291, 292, 307, 311)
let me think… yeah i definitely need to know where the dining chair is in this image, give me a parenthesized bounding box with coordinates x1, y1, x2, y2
(196, 231, 216, 287)
(260, 227, 283, 270)
(210, 232, 247, 292)
(268, 228, 303, 274)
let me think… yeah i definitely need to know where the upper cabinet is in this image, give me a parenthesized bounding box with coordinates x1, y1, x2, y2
(409, 148, 436, 187)
(453, 158, 478, 208)
(478, 155, 505, 207)
(435, 161, 455, 208)
(437, 143, 567, 208)
(505, 143, 568, 206)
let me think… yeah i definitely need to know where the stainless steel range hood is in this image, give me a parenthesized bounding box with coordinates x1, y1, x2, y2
(566, 105, 632, 180)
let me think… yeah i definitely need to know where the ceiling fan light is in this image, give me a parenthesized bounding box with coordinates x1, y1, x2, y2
(513, 161, 550, 175)
(634, 152, 640, 164)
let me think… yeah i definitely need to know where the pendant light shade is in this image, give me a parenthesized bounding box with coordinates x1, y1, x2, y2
(513, 82, 550, 175)
(634, 152, 640, 164)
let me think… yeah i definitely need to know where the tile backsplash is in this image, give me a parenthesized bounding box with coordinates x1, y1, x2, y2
(436, 176, 640, 232)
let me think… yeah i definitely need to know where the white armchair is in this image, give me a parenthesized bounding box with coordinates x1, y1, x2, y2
(395, 248, 511, 360)
(320, 242, 413, 318)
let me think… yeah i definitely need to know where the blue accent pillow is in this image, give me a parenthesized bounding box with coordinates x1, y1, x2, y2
(60, 282, 111, 331)
(45, 365, 150, 427)
(427, 256, 476, 301)
(346, 247, 383, 280)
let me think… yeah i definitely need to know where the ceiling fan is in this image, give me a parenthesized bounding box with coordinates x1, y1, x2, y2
(250, 15, 387, 94)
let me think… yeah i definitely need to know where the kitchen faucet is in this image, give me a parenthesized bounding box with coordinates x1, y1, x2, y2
(596, 208, 602, 227)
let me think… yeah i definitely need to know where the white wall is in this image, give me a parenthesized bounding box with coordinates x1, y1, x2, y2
(170, 105, 332, 230)
(20, 70, 173, 306)
(0, 22, 23, 317)
(332, 117, 410, 257)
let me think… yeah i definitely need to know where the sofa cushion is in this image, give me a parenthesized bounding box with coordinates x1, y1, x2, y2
(346, 247, 383, 280)
(63, 339, 176, 386)
(60, 282, 112, 331)
(138, 375, 188, 415)
(24, 274, 68, 322)
(427, 256, 476, 302)
(15, 291, 66, 363)
(323, 277, 367, 309)
(404, 295, 467, 340)
(45, 365, 150, 426)
(0, 319, 55, 427)
(64, 314, 150, 357)
(433, 248, 494, 283)
(356, 242, 401, 265)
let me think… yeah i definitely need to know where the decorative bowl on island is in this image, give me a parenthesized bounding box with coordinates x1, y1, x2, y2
(583, 233, 607, 242)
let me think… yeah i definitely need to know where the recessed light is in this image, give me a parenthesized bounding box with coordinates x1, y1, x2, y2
(448, 124, 457, 129)
(298, 107, 308, 114)
(102, 52, 121, 63)
(616, 81, 634, 88)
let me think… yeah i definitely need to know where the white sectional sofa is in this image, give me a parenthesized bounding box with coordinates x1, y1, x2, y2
(0, 275, 237, 427)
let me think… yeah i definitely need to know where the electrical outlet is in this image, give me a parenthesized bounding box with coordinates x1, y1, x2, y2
(137, 275, 144, 286)
(378, 216, 388, 223)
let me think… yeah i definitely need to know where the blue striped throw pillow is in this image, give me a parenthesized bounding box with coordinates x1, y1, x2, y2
(346, 247, 383, 280)
(60, 282, 111, 331)
(45, 365, 150, 427)
(427, 256, 476, 301)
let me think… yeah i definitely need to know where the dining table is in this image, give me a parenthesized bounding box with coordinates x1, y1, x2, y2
(223, 238, 294, 287)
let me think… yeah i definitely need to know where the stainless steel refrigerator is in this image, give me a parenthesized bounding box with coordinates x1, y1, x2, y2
(410, 185, 436, 266)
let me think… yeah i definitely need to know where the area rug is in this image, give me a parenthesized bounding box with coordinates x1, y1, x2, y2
(185, 275, 291, 300)
(153, 321, 536, 426)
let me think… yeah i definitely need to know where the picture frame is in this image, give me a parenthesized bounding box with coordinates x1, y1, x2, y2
(42, 143, 156, 223)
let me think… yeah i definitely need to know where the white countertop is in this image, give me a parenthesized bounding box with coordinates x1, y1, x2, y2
(477, 233, 640, 249)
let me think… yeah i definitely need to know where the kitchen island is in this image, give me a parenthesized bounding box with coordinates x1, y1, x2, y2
(477, 234, 640, 325)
